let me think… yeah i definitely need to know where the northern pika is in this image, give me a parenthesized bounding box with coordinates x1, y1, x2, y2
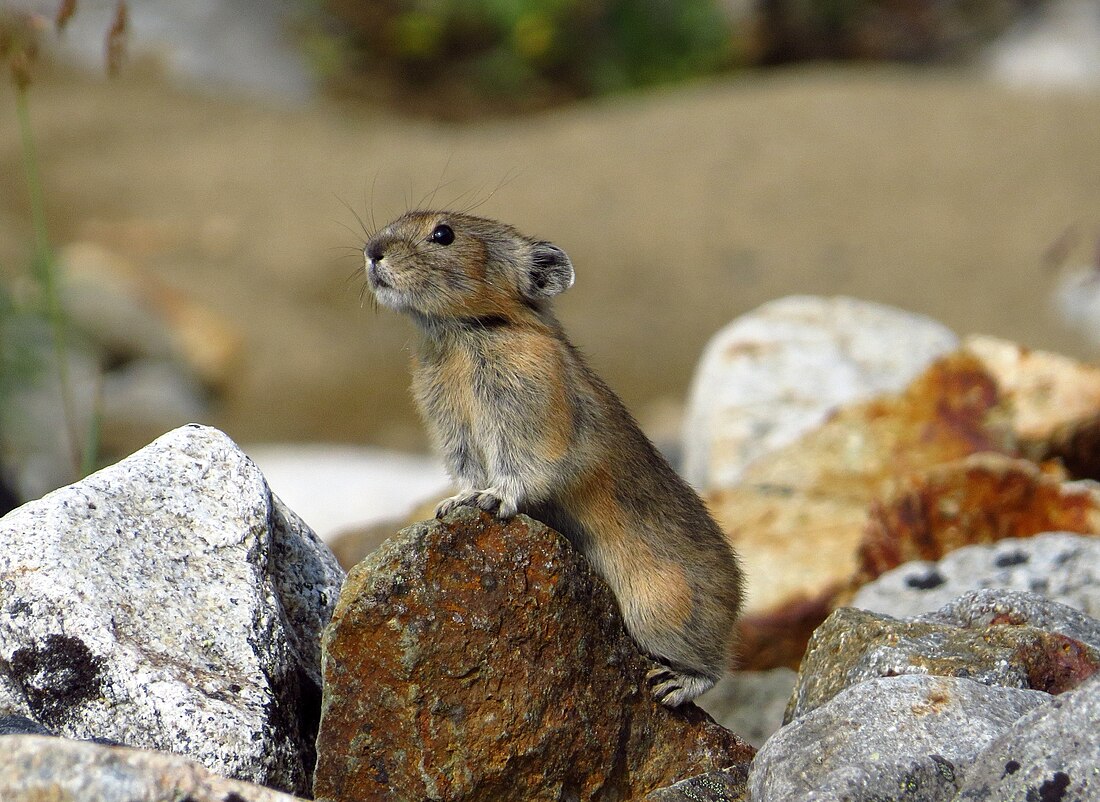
(363, 210, 743, 706)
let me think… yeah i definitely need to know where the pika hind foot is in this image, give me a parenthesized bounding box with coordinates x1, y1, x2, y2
(435, 488, 518, 519)
(646, 665, 717, 707)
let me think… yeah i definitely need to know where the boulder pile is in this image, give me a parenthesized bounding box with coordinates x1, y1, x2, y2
(1, 296, 1099, 801)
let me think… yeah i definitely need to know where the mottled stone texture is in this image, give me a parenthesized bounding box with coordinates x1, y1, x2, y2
(0, 424, 345, 795)
(854, 455, 1100, 589)
(787, 592, 1100, 722)
(750, 675, 1048, 802)
(682, 295, 958, 491)
(0, 735, 309, 802)
(315, 508, 753, 802)
(852, 532, 1100, 619)
(644, 764, 750, 801)
(955, 673, 1100, 801)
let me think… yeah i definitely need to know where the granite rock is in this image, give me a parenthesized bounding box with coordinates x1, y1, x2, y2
(0, 424, 345, 795)
(750, 675, 1048, 802)
(786, 595, 1099, 722)
(853, 532, 1100, 619)
(954, 673, 1100, 801)
(315, 508, 754, 802)
(0, 734, 309, 802)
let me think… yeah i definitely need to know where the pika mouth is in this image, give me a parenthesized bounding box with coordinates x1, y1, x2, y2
(366, 260, 392, 290)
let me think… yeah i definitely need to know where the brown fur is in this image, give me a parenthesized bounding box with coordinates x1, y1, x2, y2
(363, 210, 744, 705)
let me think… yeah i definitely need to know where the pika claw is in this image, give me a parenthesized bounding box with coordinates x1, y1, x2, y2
(645, 665, 715, 707)
(471, 487, 518, 519)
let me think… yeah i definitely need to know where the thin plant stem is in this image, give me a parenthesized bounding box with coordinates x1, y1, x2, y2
(15, 85, 87, 477)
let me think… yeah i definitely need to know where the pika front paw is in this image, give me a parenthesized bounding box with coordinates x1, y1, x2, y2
(434, 488, 518, 520)
(646, 665, 716, 707)
(434, 491, 481, 519)
(473, 487, 518, 519)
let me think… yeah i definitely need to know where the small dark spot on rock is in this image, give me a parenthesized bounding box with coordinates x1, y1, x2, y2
(1004, 760, 1021, 776)
(994, 550, 1028, 567)
(480, 574, 498, 592)
(905, 569, 945, 590)
(1053, 549, 1076, 566)
(9, 599, 32, 617)
(370, 755, 390, 785)
(7, 634, 105, 730)
(1028, 771, 1071, 802)
(229, 683, 242, 694)
(1030, 578, 1050, 594)
(1034, 770, 1069, 800)
(224, 794, 248, 802)
(87, 501, 97, 510)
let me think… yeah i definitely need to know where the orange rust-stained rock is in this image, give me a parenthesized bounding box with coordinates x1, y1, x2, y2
(709, 352, 1016, 668)
(852, 453, 1100, 590)
(964, 335, 1100, 447)
(964, 335, 1100, 480)
(314, 508, 753, 802)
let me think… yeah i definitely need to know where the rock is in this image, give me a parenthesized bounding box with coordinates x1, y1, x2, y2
(964, 334, 1100, 462)
(0, 734, 309, 802)
(0, 424, 345, 795)
(315, 508, 754, 802)
(644, 764, 750, 801)
(682, 296, 958, 492)
(955, 673, 1100, 801)
(0, 715, 53, 736)
(853, 532, 1100, 619)
(786, 594, 1100, 722)
(749, 675, 1049, 802)
(853, 455, 1100, 592)
(709, 351, 1014, 668)
(921, 589, 1100, 654)
(696, 668, 798, 748)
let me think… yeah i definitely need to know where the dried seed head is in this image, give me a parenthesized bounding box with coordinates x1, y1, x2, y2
(0, 11, 43, 91)
(56, 0, 77, 33)
(105, 0, 127, 77)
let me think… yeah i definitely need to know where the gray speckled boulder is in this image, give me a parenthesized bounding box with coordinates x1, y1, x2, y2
(954, 673, 1100, 802)
(0, 734, 309, 802)
(0, 424, 345, 795)
(749, 675, 1048, 802)
(787, 594, 1100, 722)
(853, 533, 1100, 619)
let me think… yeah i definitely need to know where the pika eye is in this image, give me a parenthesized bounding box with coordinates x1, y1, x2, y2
(428, 224, 455, 246)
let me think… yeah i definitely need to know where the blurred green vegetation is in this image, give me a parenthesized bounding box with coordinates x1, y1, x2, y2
(297, 0, 1040, 115)
(300, 0, 742, 114)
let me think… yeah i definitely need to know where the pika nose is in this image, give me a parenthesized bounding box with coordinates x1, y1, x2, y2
(365, 242, 384, 263)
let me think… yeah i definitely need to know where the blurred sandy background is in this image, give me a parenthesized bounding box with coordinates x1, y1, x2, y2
(2, 0, 1100, 490)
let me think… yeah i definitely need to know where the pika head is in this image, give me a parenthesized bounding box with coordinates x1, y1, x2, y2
(364, 211, 574, 322)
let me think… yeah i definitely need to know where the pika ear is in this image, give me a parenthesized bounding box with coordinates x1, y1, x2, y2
(525, 241, 575, 299)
